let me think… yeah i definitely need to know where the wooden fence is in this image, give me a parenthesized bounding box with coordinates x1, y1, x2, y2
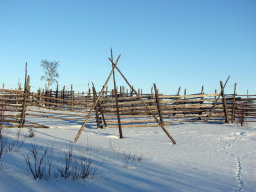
(1, 85, 256, 128)
(0, 88, 24, 127)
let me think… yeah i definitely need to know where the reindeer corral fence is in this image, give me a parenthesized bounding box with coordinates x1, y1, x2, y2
(1, 53, 255, 144)
(1, 83, 255, 130)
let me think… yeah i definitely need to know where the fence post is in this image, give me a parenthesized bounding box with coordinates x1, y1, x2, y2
(92, 85, 101, 128)
(231, 83, 237, 123)
(173, 87, 181, 117)
(19, 63, 28, 128)
(198, 85, 204, 120)
(55, 84, 58, 108)
(154, 83, 164, 125)
(105, 86, 108, 97)
(111, 50, 123, 138)
(62, 86, 65, 109)
(50, 89, 52, 107)
(220, 81, 230, 123)
(71, 84, 74, 110)
(38, 88, 41, 107)
(92, 84, 107, 128)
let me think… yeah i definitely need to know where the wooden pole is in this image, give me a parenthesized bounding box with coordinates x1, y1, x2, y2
(92, 83, 107, 128)
(173, 87, 181, 117)
(74, 54, 121, 143)
(38, 88, 41, 106)
(232, 83, 237, 123)
(19, 62, 28, 128)
(92, 85, 101, 128)
(62, 86, 65, 109)
(105, 86, 108, 97)
(109, 58, 176, 144)
(220, 81, 230, 123)
(154, 83, 164, 125)
(205, 76, 230, 124)
(71, 84, 74, 110)
(56, 84, 58, 108)
(111, 49, 123, 138)
(50, 89, 52, 107)
(199, 85, 204, 119)
(177, 87, 181, 96)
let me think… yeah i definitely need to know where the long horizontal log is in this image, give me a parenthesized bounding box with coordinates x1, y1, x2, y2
(105, 118, 158, 124)
(107, 122, 169, 128)
(1, 119, 20, 123)
(0, 103, 23, 107)
(33, 94, 94, 105)
(3, 124, 50, 128)
(35, 104, 90, 112)
(159, 93, 219, 99)
(0, 88, 24, 92)
(160, 98, 223, 104)
(100, 99, 156, 107)
(36, 99, 93, 108)
(101, 104, 226, 112)
(0, 108, 22, 112)
(26, 113, 95, 122)
(27, 109, 89, 117)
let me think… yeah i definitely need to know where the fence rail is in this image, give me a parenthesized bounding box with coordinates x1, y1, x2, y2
(1, 86, 255, 128)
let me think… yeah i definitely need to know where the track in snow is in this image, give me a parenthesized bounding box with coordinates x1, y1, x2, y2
(220, 132, 245, 192)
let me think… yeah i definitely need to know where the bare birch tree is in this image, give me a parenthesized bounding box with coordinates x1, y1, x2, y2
(40, 60, 59, 90)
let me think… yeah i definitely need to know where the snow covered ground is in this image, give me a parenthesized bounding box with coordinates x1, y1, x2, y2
(0, 110, 255, 192)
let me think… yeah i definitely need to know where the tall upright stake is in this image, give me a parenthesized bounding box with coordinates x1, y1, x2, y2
(220, 81, 230, 123)
(74, 55, 121, 143)
(232, 83, 237, 123)
(154, 83, 164, 125)
(205, 76, 230, 123)
(111, 48, 123, 138)
(92, 84, 101, 128)
(92, 83, 107, 128)
(109, 59, 176, 144)
(19, 62, 28, 128)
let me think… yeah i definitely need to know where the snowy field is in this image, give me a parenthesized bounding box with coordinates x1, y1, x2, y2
(0, 109, 256, 192)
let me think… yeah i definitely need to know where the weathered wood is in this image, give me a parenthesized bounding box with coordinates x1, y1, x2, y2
(107, 122, 169, 128)
(26, 113, 95, 122)
(92, 84, 107, 128)
(154, 83, 164, 125)
(111, 49, 123, 138)
(205, 76, 230, 124)
(74, 54, 121, 143)
(92, 85, 101, 128)
(231, 83, 237, 123)
(112, 61, 176, 144)
(159, 93, 218, 99)
(106, 118, 160, 124)
(220, 81, 230, 123)
(19, 63, 28, 128)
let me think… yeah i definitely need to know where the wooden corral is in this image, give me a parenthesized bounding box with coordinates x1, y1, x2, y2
(1, 84, 256, 129)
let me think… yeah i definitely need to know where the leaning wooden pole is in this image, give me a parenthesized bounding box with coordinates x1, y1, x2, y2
(92, 85, 101, 128)
(74, 55, 121, 143)
(220, 81, 230, 123)
(205, 76, 230, 124)
(19, 62, 28, 128)
(92, 83, 107, 128)
(109, 58, 176, 144)
(154, 83, 164, 125)
(111, 49, 123, 138)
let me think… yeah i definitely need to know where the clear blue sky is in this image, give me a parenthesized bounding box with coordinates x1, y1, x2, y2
(0, 0, 255, 95)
